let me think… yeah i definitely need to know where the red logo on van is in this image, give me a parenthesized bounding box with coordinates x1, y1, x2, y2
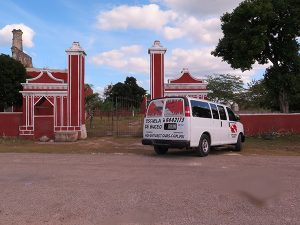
(230, 123, 237, 133)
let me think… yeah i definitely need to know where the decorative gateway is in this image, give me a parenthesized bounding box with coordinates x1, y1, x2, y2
(142, 97, 245, 157)
(19, 42, 87, 141)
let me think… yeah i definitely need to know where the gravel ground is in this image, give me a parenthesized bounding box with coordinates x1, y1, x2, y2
(0, 153, 299, 225)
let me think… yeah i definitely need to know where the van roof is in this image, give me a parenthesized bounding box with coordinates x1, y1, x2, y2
(149, 96, 228, 108)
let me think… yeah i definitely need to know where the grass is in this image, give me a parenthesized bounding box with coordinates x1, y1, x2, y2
(241, 134, 300, 156)
(86, 115, 143, 137)
(0, 134, 299, 156)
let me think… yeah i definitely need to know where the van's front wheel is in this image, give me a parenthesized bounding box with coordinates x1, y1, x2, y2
(196, 134, 210, 157)
(154, 146, 168, 155)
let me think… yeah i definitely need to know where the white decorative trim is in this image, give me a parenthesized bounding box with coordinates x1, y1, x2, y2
(164, 83, 208, 90)
(34, 115, 54, 118)
(54, 96, 56, 126)
(78, 55, 80, 127)
(26, 96, 28, 126)
(20, 91, 68, 97)
(22, 83, 68, 90)
(60, 96, 63, 126)
(33, 96, 54, 107)
(151, 54, 154, 98)
(26, 67, 67, 73)
(79, 55, 82, 126)
(66, 42, 86, 56)
(68, 55, 72, 126)
(148, 40, 167, 54)
(0, 112, 22, 114)
(26, 70, 65, 83)
(31, 95, 34, 126)
(161, 53, 163, 97)
(164, 90, 210, 93)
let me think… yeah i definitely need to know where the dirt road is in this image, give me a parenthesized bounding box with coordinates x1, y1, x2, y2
(0, 153, 299, 225)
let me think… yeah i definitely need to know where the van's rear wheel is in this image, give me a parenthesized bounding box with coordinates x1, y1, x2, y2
(154, 146, 168, 155)
(234, 133, 242, 151)
(196, 134, 210, 157)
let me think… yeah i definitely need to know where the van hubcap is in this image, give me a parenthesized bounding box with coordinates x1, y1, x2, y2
(202, 139, 209, 152)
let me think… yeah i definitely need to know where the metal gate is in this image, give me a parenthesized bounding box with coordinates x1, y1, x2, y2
(86, 97, 144, 137)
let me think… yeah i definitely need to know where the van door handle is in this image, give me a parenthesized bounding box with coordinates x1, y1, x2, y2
(221, 121, 222, 127)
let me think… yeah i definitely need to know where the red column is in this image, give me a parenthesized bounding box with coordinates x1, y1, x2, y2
(65, 42, 87, 139)
(148, 40, 167, 99)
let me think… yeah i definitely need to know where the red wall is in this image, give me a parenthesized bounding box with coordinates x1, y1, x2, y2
(34, 116, 54, 139)
(0, 113, 22, 137)
(240, 113, 300, 136)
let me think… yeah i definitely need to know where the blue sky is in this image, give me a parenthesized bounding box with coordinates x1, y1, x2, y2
(0, 0, 267, 95)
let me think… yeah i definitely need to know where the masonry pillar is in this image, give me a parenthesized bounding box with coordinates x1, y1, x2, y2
(148, 40, 167, 99)
(65, 42, 87, 139)
(12, 29, 23, 52)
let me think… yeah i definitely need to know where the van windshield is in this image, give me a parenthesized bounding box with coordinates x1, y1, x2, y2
(147, 100, 164, 117)
(164, 98, 184, 117)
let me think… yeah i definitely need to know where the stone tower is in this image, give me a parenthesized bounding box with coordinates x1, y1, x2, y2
(148, 40, 167, 99)
(12, 29, 23, 52)
(11, 29, 33, 68)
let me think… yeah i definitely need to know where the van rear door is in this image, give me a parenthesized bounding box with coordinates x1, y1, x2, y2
(144, 98, 189, 141)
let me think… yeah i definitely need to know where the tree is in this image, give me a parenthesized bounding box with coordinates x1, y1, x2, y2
(85, 90, 102, 128)
(241, 79, 276, 110)
(212, 0, 300, 112)
(0, 54, 27, 111)
(104, 76, 146, 104)
(207, 74, 244, 105)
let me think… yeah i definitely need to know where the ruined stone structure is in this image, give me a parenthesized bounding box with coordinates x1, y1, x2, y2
(148, 40, 210, 99)
(11, 29, 33, 68)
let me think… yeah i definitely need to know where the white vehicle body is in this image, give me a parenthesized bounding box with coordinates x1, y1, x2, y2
(142, 97, 245, 156)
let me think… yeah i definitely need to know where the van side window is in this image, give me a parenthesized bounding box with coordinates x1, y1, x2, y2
(209, 103, 219, 119)
(147, 100, 164, 117)
(217, 105, 227, 120)
(191, 100, 212, 118)
(227, 107, 237, 121)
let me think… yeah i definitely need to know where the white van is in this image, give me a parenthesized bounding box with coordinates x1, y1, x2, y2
(142, 97, 245, 156)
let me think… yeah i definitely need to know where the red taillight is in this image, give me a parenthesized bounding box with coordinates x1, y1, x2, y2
(185, 106, 190, 117)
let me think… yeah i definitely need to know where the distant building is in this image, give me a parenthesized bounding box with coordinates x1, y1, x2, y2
(148, 40, 210, 99)
(165, 68, 209, 99)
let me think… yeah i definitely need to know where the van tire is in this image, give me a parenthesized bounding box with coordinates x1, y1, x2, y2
(154, 146, 168, 155)
(196, 134, 210, 157)
(234, 133, 242, 151)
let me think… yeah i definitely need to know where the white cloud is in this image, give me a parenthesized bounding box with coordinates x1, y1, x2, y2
(95, 86, 105, 98)
(91, 45, 149, 74)
(157, 0, 243, 17)
(96, 4, 176, 31)
(163, 26, 184, 40)
(91, 44, 265, 85)
(165, 48, 266, 84)
(93, 1, 267, 85)
(0, 23, 35, 48)
(164, 17, 222, 45)
(96, 4, 222, 45)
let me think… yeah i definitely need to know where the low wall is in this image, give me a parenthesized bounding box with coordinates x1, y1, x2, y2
(0, 113, 22, 137)
(240, 113, 300, 136)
